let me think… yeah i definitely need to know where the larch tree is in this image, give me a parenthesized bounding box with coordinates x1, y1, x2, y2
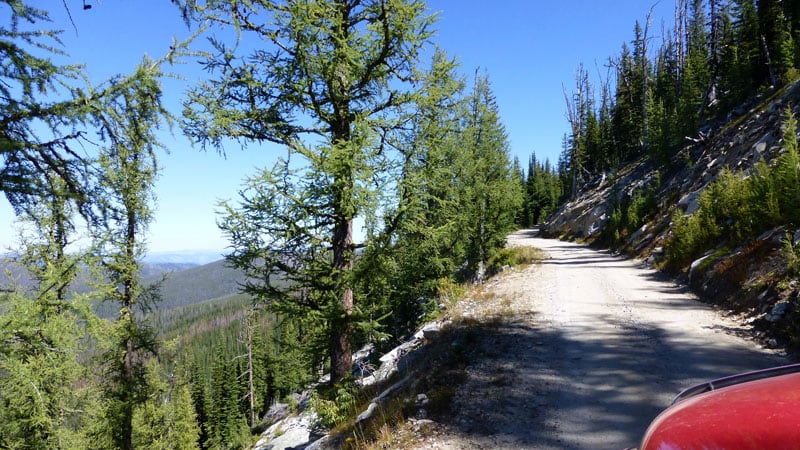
(183, 0, 434, 384)
(460, 73, 522, 280)
(92, 58, 171, 450)
(0, 175, 99, 449)
(355, 48, 467, 341)
(0, 3, 188, 448)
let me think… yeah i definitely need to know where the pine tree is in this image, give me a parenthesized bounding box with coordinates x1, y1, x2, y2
(759, 0, 795, 83)
(461, 74, 523, 280)
(775, 108, 800, 224)
(0, 179, 100, 449)
(206, 346, 250, 450)
(93, 57, 170, 450)
(132, 359, 200, 450)
(186, 0, 435, 385)
(189, 363, 212, 449)
(613, 44, 644, 162)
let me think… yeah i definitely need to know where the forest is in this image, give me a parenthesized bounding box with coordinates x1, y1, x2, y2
(4, 0, 800, 449)
(558, 0, 800, 258)
(0, 1, 531, 448)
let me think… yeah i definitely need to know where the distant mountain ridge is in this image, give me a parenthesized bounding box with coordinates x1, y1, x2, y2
(1, 256, 246, 316)
(144, 250, 225, 265)
(154, 259, 248, 310)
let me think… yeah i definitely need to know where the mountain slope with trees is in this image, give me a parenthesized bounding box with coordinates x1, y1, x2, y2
(0, 1, 525, 449)
(544, 0, 800, 350)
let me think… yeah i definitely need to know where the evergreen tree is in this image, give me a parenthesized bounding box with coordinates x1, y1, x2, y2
(0, 1, 186, 222)
(189, 363, 212, 449)
(360, 49, 468, 339)
(0, 179, 99, 449)
(512, 157, 526, 227)
(718, 0, 759, 110)
(759, 0, 795, 83)
(613, 44, 644, 162)
(132, 359, 200, 450)
(93, 58, 170, 450)
(775, 108, 800, 224)
(186, 0, 435, 385)
(680, 0, 711, 136)
(206, 346, 250, 450)
(461, 74, 523, 280)
(523, 153, 563, 226)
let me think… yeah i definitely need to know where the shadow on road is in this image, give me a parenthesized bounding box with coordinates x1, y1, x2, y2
(430, 313, 784, 449)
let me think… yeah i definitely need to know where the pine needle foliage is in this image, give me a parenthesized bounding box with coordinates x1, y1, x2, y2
(666, 107, 800, 270)
(186, 0, 436, 385)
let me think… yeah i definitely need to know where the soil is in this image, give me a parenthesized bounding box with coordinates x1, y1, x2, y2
(396, 229, 788, 450)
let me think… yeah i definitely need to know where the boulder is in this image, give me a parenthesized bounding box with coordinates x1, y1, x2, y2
(767, 300, 793, 322)
(253, 409, 319, 450)
(678, 189, 702, 215)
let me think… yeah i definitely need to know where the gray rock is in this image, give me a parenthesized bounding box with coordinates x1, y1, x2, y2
(629, 224, 648, 243)
(689, 255, 710, 282)
(421, 322, 442, 340)
(305, 436, 331, 450)
(678, 190, 702, 214)
(262, 402, 290, 426)
(253, 410, 318, 450)
(767, 300, 792, 322)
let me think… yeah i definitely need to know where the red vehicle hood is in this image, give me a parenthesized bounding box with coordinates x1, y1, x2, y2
(641, 371, 800, 450)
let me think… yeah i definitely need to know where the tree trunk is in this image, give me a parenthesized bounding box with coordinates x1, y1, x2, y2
(330, 212, 353, 385)
(328, 1, 354, 386)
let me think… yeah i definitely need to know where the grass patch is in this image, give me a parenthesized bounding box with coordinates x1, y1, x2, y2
(487, 246, 547, 275)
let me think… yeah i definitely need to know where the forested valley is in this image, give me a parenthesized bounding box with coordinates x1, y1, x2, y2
(5, 0, 800, 449)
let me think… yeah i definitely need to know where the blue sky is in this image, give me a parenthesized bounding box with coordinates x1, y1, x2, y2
(0, 0, 674, 254)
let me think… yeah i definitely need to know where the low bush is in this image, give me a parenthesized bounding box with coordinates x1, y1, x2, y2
(486, 245, 546, 275)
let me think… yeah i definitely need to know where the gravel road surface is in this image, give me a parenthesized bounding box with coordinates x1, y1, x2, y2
(412, 229, 787, 449)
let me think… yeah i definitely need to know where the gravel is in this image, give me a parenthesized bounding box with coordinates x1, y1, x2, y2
(408, 229, 786, 450)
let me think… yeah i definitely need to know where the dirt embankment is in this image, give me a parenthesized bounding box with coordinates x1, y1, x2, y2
(399, 230, 786, 450)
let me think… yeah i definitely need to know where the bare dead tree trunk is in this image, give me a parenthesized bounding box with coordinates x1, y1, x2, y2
(641, 5, 656, 153)
(675, 0, 689, 93)
(563, 64, 588, 199)
(761, 35, 778, 87)
(241, 306, 257, 427)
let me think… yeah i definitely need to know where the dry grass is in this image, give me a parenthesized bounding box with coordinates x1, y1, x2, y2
(333, 251, 544, 450)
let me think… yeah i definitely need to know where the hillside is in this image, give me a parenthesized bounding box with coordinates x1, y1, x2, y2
(152, 258, 247, 310)
(542, 80, 800, 350)
(1, 257, 246, 316)
(253, 231, 785, 449)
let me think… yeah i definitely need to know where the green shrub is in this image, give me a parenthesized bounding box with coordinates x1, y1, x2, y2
(436, 278, 466, 309)
(312, 379, 360, 429)
(666, 167, 760, 270)
(602, 172, 661, 248)
(782, 232, 800, 276)
(486, 246, 546, 274)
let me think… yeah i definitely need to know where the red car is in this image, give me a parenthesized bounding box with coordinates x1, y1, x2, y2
(634, 364, 800, 450)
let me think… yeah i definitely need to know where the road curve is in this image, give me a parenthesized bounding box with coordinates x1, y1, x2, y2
(417, 229, 787, 449)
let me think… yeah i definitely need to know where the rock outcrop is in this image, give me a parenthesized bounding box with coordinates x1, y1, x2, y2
(252, 320, 448, 449)
(542, 80, 800, 347)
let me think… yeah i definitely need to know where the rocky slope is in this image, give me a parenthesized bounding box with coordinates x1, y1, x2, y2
(542, 80, 800, 349)
(252, 231, 786, 449)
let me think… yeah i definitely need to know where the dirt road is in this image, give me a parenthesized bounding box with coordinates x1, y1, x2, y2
(413, 229, 787, 449)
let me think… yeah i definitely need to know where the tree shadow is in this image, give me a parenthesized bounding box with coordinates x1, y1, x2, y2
(429, 314, 786, 449)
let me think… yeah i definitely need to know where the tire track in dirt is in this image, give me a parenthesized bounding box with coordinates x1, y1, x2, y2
(411, 229, 786, 450)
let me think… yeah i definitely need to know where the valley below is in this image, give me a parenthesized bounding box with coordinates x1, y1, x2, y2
(401, 229, 788, 449)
